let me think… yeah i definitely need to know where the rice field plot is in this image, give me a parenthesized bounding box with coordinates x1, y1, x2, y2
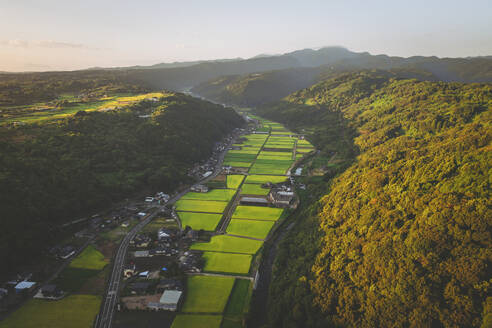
(241, 183, 270, 196)
(191, 235, 263, 254)
(255, 159, 293, 166)
(0, 295, 102, 328)
(226, 219, 275, 240)
(224, 279, 252, 316)
(181, 189, 236, 202)
(224, 153, 257, 162)
(178, 212, 223, 231)
(175, 199, 228, 213)
(296, 148, 314, 154)
(249, 162, 292, 175)
(69, 245, 107, 270)
(263, 144, 293, 149)
(232, 205, 284, 221)
(227, 175, 245, 189)
(227, 149, 259, 155)
(171, 315, 222, 328)
(202, 252, 252, 274)
(222, 161, 252, 168)
(181, 276, 235, 313)
(244, 175, 288, 184)
(296, 153, 305, 160)
(256, 154, 292, 160)
(297, 139, 314, 146)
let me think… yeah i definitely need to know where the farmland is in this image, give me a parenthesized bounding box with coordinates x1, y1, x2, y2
(232, 206, 284, 221)
(226, 175, 245, 189)
(226, 219, 275, 240)
(181, 189, 236, 202)
(175, 199, 229, 213)
(244, 175, 287, 184)
(191, 235, 263, 254)
(69, 245, 107, 270)
(0, 295, 101, 328)
(240, 183, 270, 196)
(181, 276, 235, 313)
(171, 314, 222, 328)
(178, 212, 223, 231)
(202, 252, 252, 274)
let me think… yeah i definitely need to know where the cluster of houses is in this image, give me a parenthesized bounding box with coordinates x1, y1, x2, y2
(144, 192, 171, 205)
(239, 181, 298, 209)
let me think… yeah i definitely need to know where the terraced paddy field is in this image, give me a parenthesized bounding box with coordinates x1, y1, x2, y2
(181, 189, 236, 202)
(171, 315, 222, 328)
(226, 219, 275, 240)
(191, 235, 263, 254)
(202, 252, 252, 274)
(178, 212, 223, 231)
(226, 175, 245, 189)
(232, 206, 284, 221)
(240, 183, 270, 196)
(0, 295, 102, 328)
(181, 276, 235, 313)
(244, 175, 287, 184)
(175, 199, 229, 213)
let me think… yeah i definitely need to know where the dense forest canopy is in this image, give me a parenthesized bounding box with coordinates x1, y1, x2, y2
(256, 71, 491, 327)
(0, 93, 243, 279)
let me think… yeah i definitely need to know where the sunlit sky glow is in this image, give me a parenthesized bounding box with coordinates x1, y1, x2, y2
(1, 0, 491, 72)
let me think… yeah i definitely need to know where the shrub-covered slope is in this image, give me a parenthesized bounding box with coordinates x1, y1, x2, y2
(0, 93, 243, 279)
(257, 72, 491, 327)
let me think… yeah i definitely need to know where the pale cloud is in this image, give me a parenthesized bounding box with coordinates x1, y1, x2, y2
(0, 39, 96, 49)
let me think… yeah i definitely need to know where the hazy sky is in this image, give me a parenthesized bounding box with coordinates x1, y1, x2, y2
(1, 0, 491, 71)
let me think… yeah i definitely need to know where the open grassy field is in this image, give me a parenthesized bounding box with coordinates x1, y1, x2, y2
(224, 279, 252, 316)
(171, 314, 222, 328)
(178, 212, 223, 231)
(226, 219, 275, 240)
(202, 252, 252, 274)
(181, 189, 236, 202)
(244, 175, 287, 184)
(191, 235, 262, 254)
(69, 245, 107, 270)
(232, 206, 284, 221)
(0, 295, 101, 328)
(240, 183, 270, 196)
(175, 199, 228, 213)
(182, 276, 235, 313)
(226, 175, 245, 189)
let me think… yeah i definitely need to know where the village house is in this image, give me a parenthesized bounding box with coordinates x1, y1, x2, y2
(269, 190, 296, 208)
(190, 184, 209, 193)
(147, 290, 183, 311)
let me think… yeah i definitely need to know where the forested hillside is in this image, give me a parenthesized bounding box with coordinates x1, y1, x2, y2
(0, 93, 243, 279)
(256, 72, 491, 327)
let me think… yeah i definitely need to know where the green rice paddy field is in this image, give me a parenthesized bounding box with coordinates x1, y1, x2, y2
(178, 212, 223, 231)
(0, 295, 102, 328)
(232, 206, 284, 221)
(181, 189, 236, 202)
(175, 199, 228, 213)
(191, 235, 263, 254)
(240, 183, 270, 196)
(226, 219, 275, 240)
(181, 276, 235, 313)
(244, 175, 287, 184)
(171, 314, 222, 328)
(202, 252, 252, 274)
